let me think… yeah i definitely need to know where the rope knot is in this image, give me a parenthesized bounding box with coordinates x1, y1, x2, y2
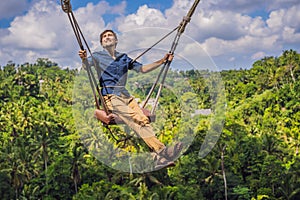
(61, 0, 72, 13)
(182, 16, 191, 23)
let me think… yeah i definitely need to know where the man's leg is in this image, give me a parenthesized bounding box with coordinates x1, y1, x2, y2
(104, 94, 183, 166)
(105, 95, 165, 153)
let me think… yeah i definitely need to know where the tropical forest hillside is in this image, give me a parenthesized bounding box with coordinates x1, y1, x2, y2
(0, 50, 299, 199)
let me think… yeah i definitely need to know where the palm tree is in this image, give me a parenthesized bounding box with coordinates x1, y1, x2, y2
(280, 50, 299, 84)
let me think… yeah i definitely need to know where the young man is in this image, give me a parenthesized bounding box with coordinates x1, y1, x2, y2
(79, 29, 182, 169)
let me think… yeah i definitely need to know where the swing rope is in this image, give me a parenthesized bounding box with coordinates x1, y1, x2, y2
(61, 0, 125, 142)
(61, 0, 201, 117)
(61, 0, 109, 113)
(142, 0, 202, 113)
(131, 26, 179, 63)
(61, 0, 201, 144)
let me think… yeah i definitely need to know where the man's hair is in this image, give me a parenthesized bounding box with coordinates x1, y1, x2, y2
(100, 29, 118, 45)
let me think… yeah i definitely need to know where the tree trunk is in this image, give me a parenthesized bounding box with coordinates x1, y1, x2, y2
(289, 64, 296, 83)
(221, 145, 228, 200)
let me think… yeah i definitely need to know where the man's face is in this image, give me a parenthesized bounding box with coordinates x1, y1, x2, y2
(101, 31, 117, 48)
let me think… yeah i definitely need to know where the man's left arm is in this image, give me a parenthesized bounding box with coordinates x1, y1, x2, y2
(140, 53, 173, 73)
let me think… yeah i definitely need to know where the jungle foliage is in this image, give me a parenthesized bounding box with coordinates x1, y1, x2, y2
(0, 50, 300, 199)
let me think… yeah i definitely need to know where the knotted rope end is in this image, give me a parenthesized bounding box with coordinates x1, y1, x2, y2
(61, 0, 72, 13)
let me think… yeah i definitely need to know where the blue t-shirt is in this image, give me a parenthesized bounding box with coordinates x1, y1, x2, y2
(88, 49, 142, 96)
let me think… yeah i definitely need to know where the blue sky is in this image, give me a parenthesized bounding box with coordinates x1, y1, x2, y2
(0, 0, 300, 70)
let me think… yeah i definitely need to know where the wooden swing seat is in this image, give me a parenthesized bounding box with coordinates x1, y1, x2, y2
(94, 108, 156, 125)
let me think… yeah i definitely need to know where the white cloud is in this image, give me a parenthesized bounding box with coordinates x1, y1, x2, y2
(2, 1, 62, 49)
(282, 27, 300, 43)
(267, 9, 285, 32)
(0, 0, 68, 65)
(251, 51, 266, 60)
(229, 57, 235, 62)
(248, 17, 270, 37)
(202, 0, 267, 13)
(201, 34, 280, 57)
(0, 0, 299, 70)
(267, 5, 300, 32)
(267, 0, 300, 11)
(188, 10, 253, 41)
(266, 4, 300, 47)
(182, 0, 300, 68)
(0, 0, 124, 67)
(118, 5, 167, 31)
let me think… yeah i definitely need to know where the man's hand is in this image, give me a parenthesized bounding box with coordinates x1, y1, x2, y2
(79, 49, 88, 69)
(162, 53, 174, 64)
(141, 53, 175, 73)
(94, 109, 115, 124)
(78, 49, 87, 59)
